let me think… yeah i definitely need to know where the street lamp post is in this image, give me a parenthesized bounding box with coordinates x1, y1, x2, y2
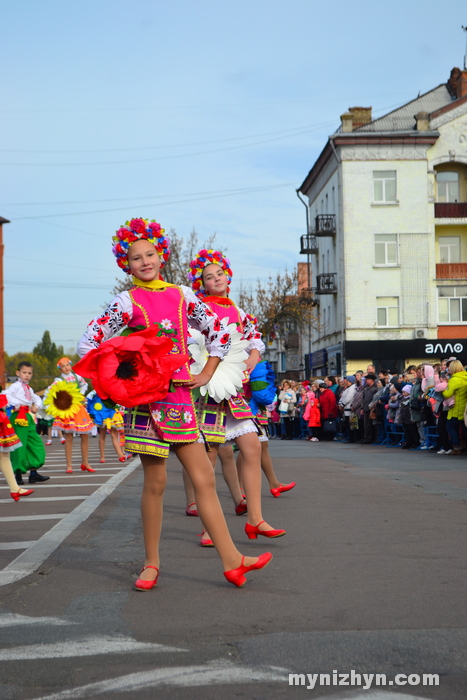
(0, 217, 9, 388)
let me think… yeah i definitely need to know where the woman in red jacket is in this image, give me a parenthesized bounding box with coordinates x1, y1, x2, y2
(318, 382, 338, 441)
(303, 390, 321, 441)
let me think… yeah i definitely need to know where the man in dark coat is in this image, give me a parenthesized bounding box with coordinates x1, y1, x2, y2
(361, 373, 378, 444)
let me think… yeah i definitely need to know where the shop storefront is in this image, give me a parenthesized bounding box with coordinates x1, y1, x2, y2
(344, 338, 467, 373)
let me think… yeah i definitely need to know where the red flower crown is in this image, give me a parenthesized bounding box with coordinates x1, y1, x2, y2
(111, 218, 170, 274)
(187, 249, 232, 298)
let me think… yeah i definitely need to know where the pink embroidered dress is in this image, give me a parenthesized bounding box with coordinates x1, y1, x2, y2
(196, 296, 266, 443)
(77, 281, 230, 459)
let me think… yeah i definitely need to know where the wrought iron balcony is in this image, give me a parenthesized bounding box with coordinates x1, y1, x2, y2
(435, 202, 467, 218)
(315, 273, 337, 294)
(315, 214, 336, 236)
(300, 233, 318, 255)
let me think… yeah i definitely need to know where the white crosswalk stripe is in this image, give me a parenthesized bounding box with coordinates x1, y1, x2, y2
(0, 541, 36, 550)
(0, 612, 76, 627)
(0, 514, 68, 522)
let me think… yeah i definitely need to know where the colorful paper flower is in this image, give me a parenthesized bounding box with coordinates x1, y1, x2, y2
(74, 328, 188, 408)
(44, 381, 85, 420)
(188, 317, 248, 402)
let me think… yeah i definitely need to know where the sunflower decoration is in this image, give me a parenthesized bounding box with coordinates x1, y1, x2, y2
(189, 317, 248, 403)
(44, 381, 85, 420)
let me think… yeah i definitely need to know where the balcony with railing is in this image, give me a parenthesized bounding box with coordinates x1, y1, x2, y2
(436, 263, 467, 279)
(435, 202, 467, 219)
(300, 233, 319, 255)
(315, 214, 336, 237)
(315, 273, 337, 294)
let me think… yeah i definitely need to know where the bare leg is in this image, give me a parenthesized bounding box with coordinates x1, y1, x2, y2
(98, 427, 106, 461)
(80, 434, 90, 467)
(182, 466, 196, 508)
(234, 433, 278, 532)
(259, 441, 282, 489)
(236, 451, 244, 492)
(64, 433, 73, 470)
(174, 442, 259, 571)
(0, 453, 23, 493)
(110, 428, 125, 459)
(138, 454, 167, 582)
(218, 443, 243, 505)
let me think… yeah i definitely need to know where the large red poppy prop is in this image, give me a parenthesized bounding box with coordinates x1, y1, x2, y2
(74, 328, 188, 408)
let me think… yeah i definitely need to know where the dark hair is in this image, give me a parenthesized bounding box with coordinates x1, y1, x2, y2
(17, 361, 33, 371)
(326, 375, 337, 385)
(405, 365, 416, 373)
(366, 373, 377, 381)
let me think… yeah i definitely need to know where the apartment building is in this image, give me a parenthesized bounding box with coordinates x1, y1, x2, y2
(297, 67, 467, 374)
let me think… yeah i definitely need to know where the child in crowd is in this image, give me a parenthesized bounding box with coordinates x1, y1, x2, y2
(4, 361, 48, 485)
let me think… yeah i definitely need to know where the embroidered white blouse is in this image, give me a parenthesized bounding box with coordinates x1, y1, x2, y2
(4, 380, 42, 409)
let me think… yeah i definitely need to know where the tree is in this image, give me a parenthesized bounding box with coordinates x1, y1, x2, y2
(111, 227, 222, 295)
(237, 268, 319, 341)
(32, 331, 64, 363)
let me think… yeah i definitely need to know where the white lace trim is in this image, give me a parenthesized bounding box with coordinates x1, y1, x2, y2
(225, 423, 258, 442)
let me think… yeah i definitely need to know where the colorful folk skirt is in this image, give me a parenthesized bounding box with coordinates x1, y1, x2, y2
(94, 410, 125, 431)
(0, 412, 22, 452)
(197, 392, 258, 444)
(125, 385, 199, 459)
(53, 404, 94, 434)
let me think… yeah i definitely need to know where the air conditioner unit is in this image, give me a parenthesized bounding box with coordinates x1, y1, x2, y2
(414, 328, 428, 339)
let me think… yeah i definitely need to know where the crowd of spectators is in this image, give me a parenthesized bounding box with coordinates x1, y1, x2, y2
(268, 359, 467, 454)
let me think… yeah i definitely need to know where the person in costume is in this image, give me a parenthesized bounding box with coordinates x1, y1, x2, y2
(185, 249, 286, 545)
(87, 391, 126, 462)
(4, 361, 48, 485)
(0, 394, 34, 501)
(45, 358, 95, 474)
(76, 217, 272, 590)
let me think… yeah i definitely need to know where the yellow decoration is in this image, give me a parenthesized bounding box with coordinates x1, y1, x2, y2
(94, 402, 103, 410)
(44, 381, 84, 420)
(131, 276, 176, 290)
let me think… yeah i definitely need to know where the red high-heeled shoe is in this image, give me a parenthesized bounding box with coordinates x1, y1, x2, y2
(66, 467, 73, 473)
(270, 481, 296, 498)
(118, 456, 126, 462)
(99, 458, 106, 463)
(235, 498, 247, 516)
(134, 565, 159, 591)
(245, 520, 286, 539)
(81, 464, 96, 473)
(197, 531, 214, 547)
(10, 488, 34, 502)
(224, 552, 273, 587)
(185, 502, 199, 517)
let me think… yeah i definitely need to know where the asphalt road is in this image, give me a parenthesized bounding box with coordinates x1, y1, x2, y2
(1, 436, 467, 700)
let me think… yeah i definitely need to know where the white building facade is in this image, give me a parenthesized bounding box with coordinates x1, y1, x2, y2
(298, 68, 467, 375)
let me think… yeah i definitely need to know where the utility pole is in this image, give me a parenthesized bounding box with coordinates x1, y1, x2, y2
(462, 25, 467, 70)
(0, 217, 9, 388)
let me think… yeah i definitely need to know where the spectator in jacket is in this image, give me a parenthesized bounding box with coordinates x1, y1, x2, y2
(399, 384, 420, 449)
(410, 365, 425, 447)
(304, 390, 321, 441)
(442, 360, 467, 455)
(361, 373, 378, 443)
(339, 376, 358, 442)
(318, 382, 338, 441)
(278, 381, 296, 440)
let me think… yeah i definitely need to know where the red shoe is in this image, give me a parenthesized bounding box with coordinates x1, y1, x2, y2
(10, 488, 34, 502)
(134, 565, 159, 591)
(270, 482, 296, 498)
(81, 464, 96, 473)
(185, 502, 199, 517)
(235, 498, 248, 516)
(66, 467, 73, 474)
(118, 456, 126, 462)
(197, 531, 214, 547)
(99, 458, 106, 463)
(60, 438, 66, 444)
(245, 520, 286, 539)
(224, 552, 273, 587)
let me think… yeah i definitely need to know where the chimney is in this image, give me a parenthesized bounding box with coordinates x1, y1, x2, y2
(340, 111, 354, 132)
(414, 111, 430, 131)
(447, 67, 467, 98)
(348, 106, 372, 129)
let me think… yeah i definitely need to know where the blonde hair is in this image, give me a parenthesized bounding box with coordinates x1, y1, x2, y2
(449, 360, 464, 374)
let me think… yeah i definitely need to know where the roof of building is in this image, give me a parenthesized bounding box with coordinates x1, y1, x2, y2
(353, 84, 453, 133)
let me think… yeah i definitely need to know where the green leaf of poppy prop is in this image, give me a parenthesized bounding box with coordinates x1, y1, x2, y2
(120, 325, 146, 337)
(74, 328, 188, 408)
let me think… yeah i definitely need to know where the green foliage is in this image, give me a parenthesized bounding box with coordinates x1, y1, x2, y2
(6, 331, 79, 392)
(33, 331, 64, 363)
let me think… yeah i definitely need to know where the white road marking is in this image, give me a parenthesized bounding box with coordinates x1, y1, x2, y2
(37, 468, 121, 472)
(0, 484, 107, 489)
(33, 660, 287, 699)
(0, 542, 36, 550)
(0, 514, 68, 522)
(0, 612, 76, 627)
(0, 457, 140, 586)
(0, 496, 86, 503)
(0, 634, 185, 660)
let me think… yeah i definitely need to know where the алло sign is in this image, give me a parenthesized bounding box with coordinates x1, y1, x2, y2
(344, 339, 466, 360)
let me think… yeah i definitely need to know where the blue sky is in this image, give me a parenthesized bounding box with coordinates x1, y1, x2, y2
(1, 0, 466, 353)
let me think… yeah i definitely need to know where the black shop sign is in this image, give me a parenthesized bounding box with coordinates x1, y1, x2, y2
(344, 338, 466, 360)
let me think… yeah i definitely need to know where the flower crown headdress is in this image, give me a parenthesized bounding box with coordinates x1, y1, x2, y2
(111, 218, 170, 275)
(187, 249, 232, 298)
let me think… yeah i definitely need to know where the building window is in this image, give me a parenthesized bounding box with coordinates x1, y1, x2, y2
(438, 287, 467, 323)
(375, 234, 398, 265)
(280, 352, 286, 371)
(436, 172, 460, 203)
(438, 236, 460, 263)
(373, 171, 396, 203)
(377, 297, 399, 327)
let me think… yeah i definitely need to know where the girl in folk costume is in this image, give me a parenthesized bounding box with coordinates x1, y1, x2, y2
(237, 314, 296, 498)
(45, 358, 95, 474)
(0, 395, 34, 501)
(76, 218, 272, 589)
(186, 249, 286, 545)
